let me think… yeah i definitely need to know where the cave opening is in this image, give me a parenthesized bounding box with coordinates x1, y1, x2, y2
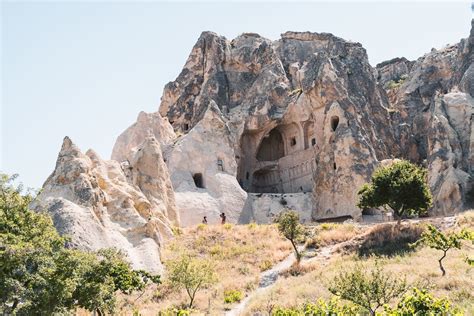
(193, 173, 204, 188)
(331, 116, 340, 131)
(238, 122, 317, 194)
(256, 128, 285, 161)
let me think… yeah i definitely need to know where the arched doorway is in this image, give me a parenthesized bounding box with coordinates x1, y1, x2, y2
(256, 128, 285, 161)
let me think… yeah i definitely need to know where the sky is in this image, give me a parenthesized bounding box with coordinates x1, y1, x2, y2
(1, 1, 473, 189)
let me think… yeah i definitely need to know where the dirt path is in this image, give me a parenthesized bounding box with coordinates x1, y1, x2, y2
(225, 245, 334, 316)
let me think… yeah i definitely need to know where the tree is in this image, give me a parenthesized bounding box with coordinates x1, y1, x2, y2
(275, 211, 305, 263)
(357, 160, 432, 225)
(167, 254, 216, 308)
(74, 249, 161, 315)
(328, 262, 408, 316)
(385, 288, 461, 315)
(412, 224, 473, 276)
(0, 174, 160, 315)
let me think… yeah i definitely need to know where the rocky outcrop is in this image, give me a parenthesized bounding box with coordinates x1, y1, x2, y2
(39, 21, 474, 272)
(381, 19, 474, 215)
(164, 101, 247, 226)
(150, 28, 399, 221)
(375, 57, 414, 88)
(112, 111, 176, 163)
(34, 136, 178, 273)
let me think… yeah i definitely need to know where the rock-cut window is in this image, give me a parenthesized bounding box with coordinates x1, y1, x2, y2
(290, 137, 297, 146)
(193, 173, 204, 188)
(330, 116, 339, 132)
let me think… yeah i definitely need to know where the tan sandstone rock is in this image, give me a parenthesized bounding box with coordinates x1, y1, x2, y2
(34, 136, 178, 273)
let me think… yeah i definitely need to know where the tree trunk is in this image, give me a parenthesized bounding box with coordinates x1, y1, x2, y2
(290, 239, 300, 264)
(439, 250, 447, 276)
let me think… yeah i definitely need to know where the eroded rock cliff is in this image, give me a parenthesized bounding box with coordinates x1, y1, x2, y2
(38, 20, 474, 270)
(35, 136, 178, 273)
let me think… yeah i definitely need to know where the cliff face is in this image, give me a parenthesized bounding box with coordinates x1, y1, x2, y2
(37, 20, 474, 271)
(378, 19, 474, 215)
(35, 136, 179, 273)
(154, 29, 397, 221)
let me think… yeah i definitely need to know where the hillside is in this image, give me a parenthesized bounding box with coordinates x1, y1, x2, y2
(101, 212, 474, 315)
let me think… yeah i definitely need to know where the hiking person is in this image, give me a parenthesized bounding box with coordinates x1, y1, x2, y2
(220, 212, 226, 224)
(202, 216, 208, 224)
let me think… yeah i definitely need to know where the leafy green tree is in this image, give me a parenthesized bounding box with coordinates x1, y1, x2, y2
(385, 288, 461, 315)
(74, 249, 161, 315)
(357, 160, 432, 224)
(0, 174, 74, 315)
(412, 224, 473, 276)
(275, 211, 305, 263)
(167, 254, 216, 308)
(328, 262, 408, 316)
(0, 174, 160, 315)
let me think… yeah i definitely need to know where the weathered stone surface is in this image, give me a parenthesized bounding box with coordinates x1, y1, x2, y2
(164, 101, 247, 226)
(112, 111, 176, 163)
(375, 57, 414, 88)
(239, 193, 312, 224)
(34, 136, 178, 273)
(154, 29, 396, 222)
(381, 19, 474, 215)
(40, 21, 474, 276)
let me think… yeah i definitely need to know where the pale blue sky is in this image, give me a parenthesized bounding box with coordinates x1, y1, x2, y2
(1, 1, 473, 189)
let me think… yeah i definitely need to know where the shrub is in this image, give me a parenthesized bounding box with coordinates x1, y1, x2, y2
(157, 307, 191, 316)
(385, 288, 461, 315)
(259, 259, 273, 272)
(166, 254, 217, 308)
(328, 261, 408, 316)
(196, 223, 207, 231)
(357, 160, 432, 225)
(247, 222, 257, 229)
(276, 211, 305, 263)
(272, 297, 359, 315)
(411, 224, 473, 276)
(223, 223, 233, 230)
(224, 289, 244, 304)
(0, 174, 160, 316)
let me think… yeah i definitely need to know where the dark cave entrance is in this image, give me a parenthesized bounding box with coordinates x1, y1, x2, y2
(193, 173, 204, 188)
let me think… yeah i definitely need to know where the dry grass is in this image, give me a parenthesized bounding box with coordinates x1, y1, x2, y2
(76, 214, 474, 315)
(114, 223, 292, 315)
(305, 223, 361, 248)
(337, 222, 424, 257)
(244, 220, 474, 315)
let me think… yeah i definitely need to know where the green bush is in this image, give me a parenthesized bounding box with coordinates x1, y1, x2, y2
(0, 174, 160, 316)
(357, 160, 432, 224)
(276, 211, 305, 263)
(411, 224, 473, 276)
(166, 254, 217, 308)
(385, 288, 462, 315)
(273, 297, 359, 315)
(328, 261, 408, 316)
(259, 259, 273, 271)
(224, 289, 244, 304)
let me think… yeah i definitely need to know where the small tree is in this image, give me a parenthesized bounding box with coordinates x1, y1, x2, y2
(412, 224, 473, 276)
(74, 249, 160, 315)
(385, 287, 460, 315)
(167, 254, 216, 308)
(275, 211, 305, 263)
(328, 262, 408, 316)
(357, 160, 432, 225)
(0, 174, 160, 315)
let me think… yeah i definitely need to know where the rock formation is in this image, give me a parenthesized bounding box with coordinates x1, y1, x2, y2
(35, 136, 178, 273)
(380, 19, 474, 215)
(37, 20, 474, 270)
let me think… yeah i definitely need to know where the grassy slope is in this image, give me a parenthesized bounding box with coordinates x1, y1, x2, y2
(119, 224, 292, 315)
(112, 212, 473, 315)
